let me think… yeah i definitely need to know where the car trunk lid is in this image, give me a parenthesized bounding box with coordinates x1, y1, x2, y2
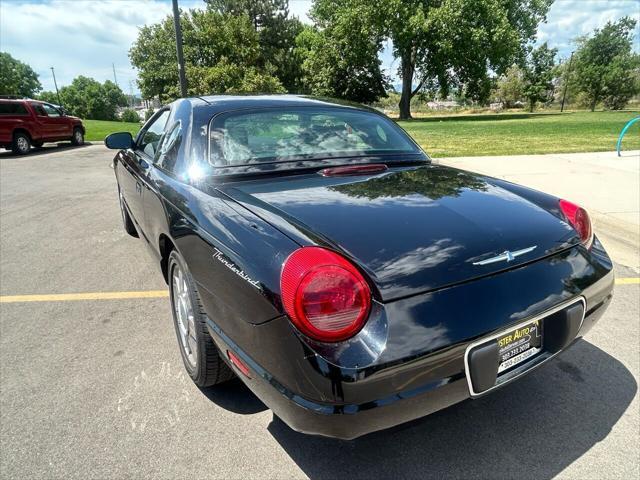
(219, 164, 579, 301)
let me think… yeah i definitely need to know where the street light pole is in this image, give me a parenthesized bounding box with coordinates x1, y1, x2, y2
(560, 52, 574, 113)
(50, 67, 62, 107)
(172, 0, 187, 97)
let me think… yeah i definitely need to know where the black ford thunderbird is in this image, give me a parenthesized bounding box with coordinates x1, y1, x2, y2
(105, 96, 614, 439)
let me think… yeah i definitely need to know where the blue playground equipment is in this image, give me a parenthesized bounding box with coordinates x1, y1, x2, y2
(617, 116, 640, 157)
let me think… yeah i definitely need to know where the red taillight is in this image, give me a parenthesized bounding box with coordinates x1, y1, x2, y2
(280, 247, 371, 342)
(559, 199, 593, 248)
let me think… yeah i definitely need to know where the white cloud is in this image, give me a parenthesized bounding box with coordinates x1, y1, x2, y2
(0, 0, 200, 93)
(537, 0, 640, 58)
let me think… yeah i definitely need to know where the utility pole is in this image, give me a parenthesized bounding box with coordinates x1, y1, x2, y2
(50, 67, 62, 107)
(112, 63, 118, 86)
(129, 80, 134, 107)
(172, 0, 187, 97)
(560, 52, 574, 113)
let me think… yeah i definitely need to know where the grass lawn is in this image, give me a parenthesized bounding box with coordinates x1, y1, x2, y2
(398, 110, 640, 157)
(83, 111, 640, 158)
(83, 119, 140, 142)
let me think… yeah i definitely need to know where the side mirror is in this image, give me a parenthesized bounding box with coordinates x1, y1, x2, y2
(105, 132, 134, 150)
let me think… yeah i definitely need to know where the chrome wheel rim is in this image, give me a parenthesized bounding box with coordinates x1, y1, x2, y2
(74, 130, 83, 143)
(172, 264, 198, 368)
(17, 137, 29, 152)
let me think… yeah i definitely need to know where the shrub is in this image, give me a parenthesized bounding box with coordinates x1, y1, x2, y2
(121, 108, 141, 123)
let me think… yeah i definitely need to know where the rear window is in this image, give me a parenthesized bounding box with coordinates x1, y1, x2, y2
(0, 103, 28, 115)
(208, 108, 420, 167)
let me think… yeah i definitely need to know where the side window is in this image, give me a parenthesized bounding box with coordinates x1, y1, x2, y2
(155, 120, 182, 172)
(0, 103, 28, 115)
(30, 103, 47, 116)
(42, 104, 61, 117)
(138, 110, 170, 157)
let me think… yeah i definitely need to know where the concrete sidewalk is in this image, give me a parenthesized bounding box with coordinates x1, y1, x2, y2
(440, 150, 640, 272)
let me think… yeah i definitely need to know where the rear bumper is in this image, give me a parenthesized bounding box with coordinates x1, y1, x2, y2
(206, 270, 613, 440)
(207, 316, 468, 440)
(244, 362, 471, 440)
(202, 238, 614, 440)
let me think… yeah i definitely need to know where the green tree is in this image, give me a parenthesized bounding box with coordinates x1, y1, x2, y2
(0, 52, 42, 97)
(129, 15, 178, 101)
(522, 42, 557, 111)
(121, 108, 141, 123)
(187, 60, 285, 95)
(37, 91, 60, 105)
(102, 80, 128, 115)
(130, 6, 297, 101)
(40, 76, 127, 120)
(602, 57, 640, 110)
(493, 65, 526, 107)
(206, 0, 287, 29)
(205, 0, 304, 91)
(295, 22, 388, 103)
(552, 58, 579, 108)
(573, 17, 639, 111)
(312, 0, 552, 118)
(238, 67, 287, 93)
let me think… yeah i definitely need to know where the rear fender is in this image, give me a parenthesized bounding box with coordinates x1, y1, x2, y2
(161, 179, 299, 332)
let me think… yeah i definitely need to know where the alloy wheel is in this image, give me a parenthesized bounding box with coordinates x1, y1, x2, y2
(16, 137, 29, 153)
(171, 264, 198, 368)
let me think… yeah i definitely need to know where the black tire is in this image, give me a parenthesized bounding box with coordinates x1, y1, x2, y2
(32, 140, 44, 148)
(118, 188, 138, 237)
(168, 250, 235, 387)
(71, 127, 84, 146)
(11, 132, 31, 155)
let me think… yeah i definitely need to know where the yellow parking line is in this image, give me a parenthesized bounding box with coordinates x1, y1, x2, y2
(0, 278, 638, 304)
(0, 290, 169, 303)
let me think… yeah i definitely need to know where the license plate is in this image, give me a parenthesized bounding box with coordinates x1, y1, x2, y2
(497, 321, 542, 373)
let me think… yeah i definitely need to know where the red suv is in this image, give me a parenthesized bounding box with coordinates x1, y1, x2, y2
(0, 97, 85, 155)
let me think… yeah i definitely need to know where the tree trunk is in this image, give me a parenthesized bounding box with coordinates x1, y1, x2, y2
(398, 54, 414, 120)
(590, 90, 599, 112)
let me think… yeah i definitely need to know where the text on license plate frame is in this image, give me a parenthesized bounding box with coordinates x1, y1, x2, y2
(497, 320, 543, 374)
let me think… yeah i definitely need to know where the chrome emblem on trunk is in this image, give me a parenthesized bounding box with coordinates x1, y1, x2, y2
(472, 246, 537, 266)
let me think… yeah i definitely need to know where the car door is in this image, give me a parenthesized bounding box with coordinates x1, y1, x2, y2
(40, 103, 70, 138)
(119, 109, 170, 239)
(142, 117, 185, 247)
(30, 103, 56, 139)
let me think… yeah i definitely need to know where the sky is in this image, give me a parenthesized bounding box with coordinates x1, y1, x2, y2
(1, 0, 639, 94)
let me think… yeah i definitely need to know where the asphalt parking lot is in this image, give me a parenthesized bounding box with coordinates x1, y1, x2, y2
(1, 144, 639, 479)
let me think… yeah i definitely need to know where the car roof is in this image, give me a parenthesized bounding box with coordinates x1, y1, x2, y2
(189, 94, 379, 115)
(0, 98, 40, 104)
